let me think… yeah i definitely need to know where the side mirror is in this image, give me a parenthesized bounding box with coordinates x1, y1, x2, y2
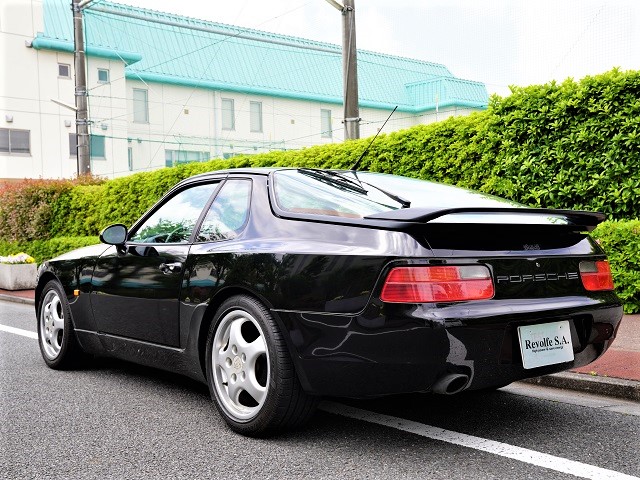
(100, 224, 128, 246)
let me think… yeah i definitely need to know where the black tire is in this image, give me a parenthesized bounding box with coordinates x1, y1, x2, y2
(37, 280, 86, 370)
(205, 295, 318, 436)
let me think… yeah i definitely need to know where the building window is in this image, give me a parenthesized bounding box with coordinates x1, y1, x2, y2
(165, 149, 209, 167)
(221, 98, 235, 130)
(250, 101, 262, 133)
(0, 128, 30, 154)
(133, 88, 149, 123)
(321, 109, 332, 138)
(69, 133, 77, 157)
(98, 69, 109, 83)
(58, 63, 71, 78)
(128, 147, 133, 171)
(90, 135, 105, 159)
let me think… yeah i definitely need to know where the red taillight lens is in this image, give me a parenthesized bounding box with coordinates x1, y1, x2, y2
(380, 265, 494, 303)
(580, 261, 614, 291)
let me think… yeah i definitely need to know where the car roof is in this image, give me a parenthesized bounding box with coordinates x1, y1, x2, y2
(174, 167, 278, 187)
(179, 167, 285, 184)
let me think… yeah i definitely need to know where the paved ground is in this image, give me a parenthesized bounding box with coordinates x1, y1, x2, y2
(572, 315, 640, 381)
(1, 300, 639, 479)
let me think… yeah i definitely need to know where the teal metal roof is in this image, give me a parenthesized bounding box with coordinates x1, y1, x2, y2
(33, 0, 488, 112)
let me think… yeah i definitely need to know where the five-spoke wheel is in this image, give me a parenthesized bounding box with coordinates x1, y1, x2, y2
(40, 289, 65, 360)
(37, 280, 84, 369)
(206, 295, 317, 436)
(211, 309, 270, 421)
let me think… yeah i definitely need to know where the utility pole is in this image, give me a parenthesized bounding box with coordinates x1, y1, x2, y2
(341, 0, 360, 140)
(72, 0, 91, 175)
(326, 0, 360, 140)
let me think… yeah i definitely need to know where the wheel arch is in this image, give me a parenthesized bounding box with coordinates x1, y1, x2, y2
(35, 271, 60, 316)
(196, 287, 290, 380)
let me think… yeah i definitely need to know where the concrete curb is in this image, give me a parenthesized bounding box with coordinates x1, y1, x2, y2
(521, 372, 640, 402)
(0, 294, 35, 306)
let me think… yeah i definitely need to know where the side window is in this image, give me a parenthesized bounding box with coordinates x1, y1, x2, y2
(130, 183, 218, 244)
(197, 179, 251, 242)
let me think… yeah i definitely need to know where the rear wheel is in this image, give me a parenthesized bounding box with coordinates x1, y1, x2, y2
(205, 295, 317, 436)
(37, 280, 85, 369)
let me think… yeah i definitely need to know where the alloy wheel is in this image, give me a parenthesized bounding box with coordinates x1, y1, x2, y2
(40, 290, 64, 360)
(211, 309, 270, 421)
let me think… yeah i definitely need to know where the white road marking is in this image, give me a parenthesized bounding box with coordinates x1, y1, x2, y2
(0, 324, 37, 339)
(321, 401, 639, 480)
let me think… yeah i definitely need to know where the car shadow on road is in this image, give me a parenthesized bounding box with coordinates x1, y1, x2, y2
(78, 355, 210, 395)
(73, 356, 631, 454)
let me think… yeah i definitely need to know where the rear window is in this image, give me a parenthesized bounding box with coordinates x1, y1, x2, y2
(356, 172, 519, 209)
(272, 169, 402, 218)
(272, 170, 570, 226)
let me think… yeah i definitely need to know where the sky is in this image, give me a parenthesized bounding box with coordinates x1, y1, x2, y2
(96, 0, 640, 97)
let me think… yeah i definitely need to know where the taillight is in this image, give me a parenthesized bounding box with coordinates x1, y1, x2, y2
(580, 261, 614, 291)
(380, 265, 494, 303)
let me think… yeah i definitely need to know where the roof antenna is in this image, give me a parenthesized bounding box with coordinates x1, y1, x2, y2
(350, 106, 397, 171)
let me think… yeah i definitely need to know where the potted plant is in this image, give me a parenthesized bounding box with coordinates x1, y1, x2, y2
(0, 252, 37, 290)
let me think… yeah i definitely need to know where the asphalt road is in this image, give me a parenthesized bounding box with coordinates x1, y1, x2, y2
(1, 300, 639, 480)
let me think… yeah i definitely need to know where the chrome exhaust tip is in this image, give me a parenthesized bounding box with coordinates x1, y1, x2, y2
(431, 373, 470, 395)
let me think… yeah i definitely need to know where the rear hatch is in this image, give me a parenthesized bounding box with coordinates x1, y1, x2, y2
(366, 207, 605, 299)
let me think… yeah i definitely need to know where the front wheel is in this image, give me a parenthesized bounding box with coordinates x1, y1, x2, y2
(205, 295, 317, 436)
(37, 280, 85, 369)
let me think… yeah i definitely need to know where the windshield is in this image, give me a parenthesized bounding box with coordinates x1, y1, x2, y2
(272, 169, 403, 218)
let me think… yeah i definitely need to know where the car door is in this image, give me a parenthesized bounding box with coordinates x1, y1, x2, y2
(90, 181, 221, 347)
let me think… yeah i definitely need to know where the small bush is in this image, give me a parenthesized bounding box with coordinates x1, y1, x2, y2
(0, 236, 100, 264)
(0, 176, 103, 242)
(592, 220, 640, 313)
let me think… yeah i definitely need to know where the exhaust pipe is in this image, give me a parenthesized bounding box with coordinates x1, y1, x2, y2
(431, 373, 470, 395)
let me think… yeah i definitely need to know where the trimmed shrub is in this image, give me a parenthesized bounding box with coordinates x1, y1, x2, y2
(5, 69, 640, 242)
(0, 236, 100, 264)
(592, 220, 640, 313)
(0, 177, 103, 242)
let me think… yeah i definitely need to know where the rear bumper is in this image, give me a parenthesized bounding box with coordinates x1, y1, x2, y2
(276, 294, 623, 397)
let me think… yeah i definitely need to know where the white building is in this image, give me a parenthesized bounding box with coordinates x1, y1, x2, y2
(0, 0, 488, 180)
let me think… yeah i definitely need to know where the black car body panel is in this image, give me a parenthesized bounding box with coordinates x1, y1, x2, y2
(36, 168, 623, 398)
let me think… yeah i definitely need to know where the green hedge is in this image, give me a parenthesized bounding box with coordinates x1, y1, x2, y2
(0, 236, 100, 264)
(592, 220, 640, 313)
(4, 68, 640, 243)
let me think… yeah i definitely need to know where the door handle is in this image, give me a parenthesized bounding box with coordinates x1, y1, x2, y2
(159, 262, 183, 274)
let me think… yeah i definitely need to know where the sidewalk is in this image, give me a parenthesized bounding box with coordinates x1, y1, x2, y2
(1, 288, 638, 401)
(524, 314, 640, 401)
(0, 288, 35, 305)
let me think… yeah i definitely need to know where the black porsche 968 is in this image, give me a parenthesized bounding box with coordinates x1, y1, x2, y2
(35, 168, 623, 436)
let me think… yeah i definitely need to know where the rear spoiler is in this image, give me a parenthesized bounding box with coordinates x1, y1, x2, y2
(364, 207, 606, 232)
